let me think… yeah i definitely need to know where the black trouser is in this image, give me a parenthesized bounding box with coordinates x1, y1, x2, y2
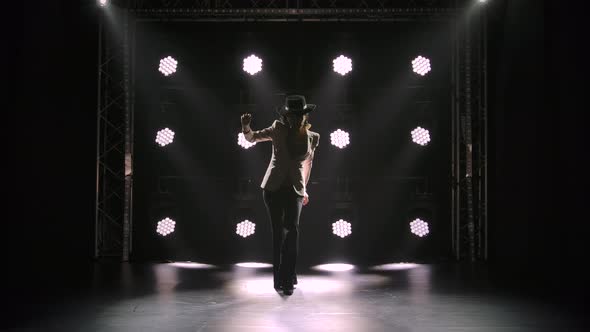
(262, 184, 303, 288)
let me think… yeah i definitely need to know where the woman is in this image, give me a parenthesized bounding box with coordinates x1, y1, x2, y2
(241, 95, 320, 295)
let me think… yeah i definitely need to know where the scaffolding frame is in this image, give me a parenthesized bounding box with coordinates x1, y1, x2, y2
(95, 0, 487, 261)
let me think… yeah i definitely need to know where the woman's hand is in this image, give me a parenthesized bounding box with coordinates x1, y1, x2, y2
(303, 193, 309, 206)
(241, 113, 252, 126)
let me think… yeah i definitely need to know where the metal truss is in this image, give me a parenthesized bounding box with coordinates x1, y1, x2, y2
(95, 7, 132, 260)
(108, 0, 466, 21)
(121, 0, 463, 10)
(96, 0, 486, 261)
(451, 8, 487, 262)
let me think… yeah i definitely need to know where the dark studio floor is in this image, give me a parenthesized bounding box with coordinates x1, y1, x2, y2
(4, 261, 587, 332)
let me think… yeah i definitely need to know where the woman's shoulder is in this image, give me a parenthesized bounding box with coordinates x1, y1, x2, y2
(273, 119, 287, 129)
(308, 130, 320, 138)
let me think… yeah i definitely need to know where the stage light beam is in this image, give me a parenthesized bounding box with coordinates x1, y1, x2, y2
(98, 0, 108, 7)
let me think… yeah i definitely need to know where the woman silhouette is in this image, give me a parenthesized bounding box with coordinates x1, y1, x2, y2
(241, 95, 320, 295)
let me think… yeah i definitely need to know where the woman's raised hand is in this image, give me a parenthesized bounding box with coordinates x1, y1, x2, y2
(241, 113, 252, 126)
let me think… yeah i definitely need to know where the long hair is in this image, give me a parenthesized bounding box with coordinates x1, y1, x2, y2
(279, 113, 312, 130)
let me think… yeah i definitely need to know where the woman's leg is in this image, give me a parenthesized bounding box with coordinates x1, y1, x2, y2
(262, 189, 285, 289)
(280, 190, 304, 289)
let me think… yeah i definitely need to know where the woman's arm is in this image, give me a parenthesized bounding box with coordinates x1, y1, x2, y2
(241, 114, 276, 143)
(303, 156, 313, 195)
(303, 133, 320, 195)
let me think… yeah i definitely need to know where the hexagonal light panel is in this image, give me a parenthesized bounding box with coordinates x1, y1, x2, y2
(411, 56, 431, 76)
(156, 217, 176, 236)
(411, 127, 431, 146)
(237, 132, 256, 149)
(155, 128, 175, 147)
(243, 55, 263, 75)
(236, 220, 256, 238)
(333, 55, 353, 76)
(330, 129, 350, 149)
(332, 219, 352, 238)
(159, 56, 178, 76)
(410, 218, 429, 237)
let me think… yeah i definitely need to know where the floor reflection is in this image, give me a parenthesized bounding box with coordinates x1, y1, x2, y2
(11, 263, 584, 332)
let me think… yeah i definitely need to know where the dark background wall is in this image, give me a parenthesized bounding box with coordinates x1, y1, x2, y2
(486, 0, 587, 301)
(14, 0, 584, 298)
(130, 20, 452, 264)
(488, 0, 549, 271)
(16, 1, 97, 264)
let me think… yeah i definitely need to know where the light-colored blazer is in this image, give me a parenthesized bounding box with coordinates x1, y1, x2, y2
(244, 120, 320, 197)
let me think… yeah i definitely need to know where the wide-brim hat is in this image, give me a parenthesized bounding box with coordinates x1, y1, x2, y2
(279, 95, 316, 115)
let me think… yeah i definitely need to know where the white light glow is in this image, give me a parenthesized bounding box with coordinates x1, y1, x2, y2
(158, 56, 178, 76)
(243, 55, 263, 75)
(237, 132, 256, 149)
(156, 217, 176, 236)
(235, 262, 273, 268)
(410, 218, 430, 237)
(330, 129, 350, 149)
(411, 127, 431, 146)
(225, 275, 355, 297)
(236, 220, 256, 238)
(313, 263, 355, 272)
(168, 262, 216, 269)
(98, 0, 108, 6)
(155, 128, 175, 147)
(412, 56, 432, 76)
(371, 263, 421, 271)
(333, 55, 353, 76)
